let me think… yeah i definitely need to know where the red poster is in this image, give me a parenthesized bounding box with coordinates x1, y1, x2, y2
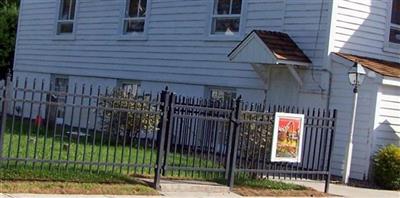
(271, 113, 305, 162)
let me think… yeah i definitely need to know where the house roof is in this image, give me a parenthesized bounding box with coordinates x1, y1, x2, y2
(228, 30, 311, 65)
(334, 52, 400, 78)
(253, 30, 312, 64)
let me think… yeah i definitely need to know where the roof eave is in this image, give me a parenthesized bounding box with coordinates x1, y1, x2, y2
(276, 59, 312, 67)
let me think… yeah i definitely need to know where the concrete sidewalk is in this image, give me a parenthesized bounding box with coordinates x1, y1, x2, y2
(285, 180, 400, 198)
(1, 193, 240, 198)
(2, 180, 399, 198)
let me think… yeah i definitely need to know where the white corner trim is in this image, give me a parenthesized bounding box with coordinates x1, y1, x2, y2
(364, 83, 381, 180)
(324, 0, 339, 70)
(382, 76, 400, 87)
(286, 65, 303, 87)
(13, 0, 24, 71)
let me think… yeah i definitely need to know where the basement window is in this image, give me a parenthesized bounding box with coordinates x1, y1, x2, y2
(209, 87, 236, 102)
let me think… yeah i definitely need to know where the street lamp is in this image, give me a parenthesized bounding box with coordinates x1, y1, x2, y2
(342, 62, 366, 184)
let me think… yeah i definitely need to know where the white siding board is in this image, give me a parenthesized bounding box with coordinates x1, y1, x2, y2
(329, 60, 380, 180)
(15, 0, 330, 94)
(332, 0, 400, 63)
(372, 85, 400, 154)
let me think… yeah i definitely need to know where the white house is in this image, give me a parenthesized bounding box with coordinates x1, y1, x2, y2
(12, 0, 400, 181)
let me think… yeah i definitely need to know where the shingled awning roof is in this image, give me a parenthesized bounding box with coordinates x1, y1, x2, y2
(335, 52, 400, 78)
(228, 30, 311, 66)
(253, 30, 311, 63)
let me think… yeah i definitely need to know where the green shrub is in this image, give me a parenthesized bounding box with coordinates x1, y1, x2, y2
(0, 1, 18, 71)
(373, 144, 400, 190)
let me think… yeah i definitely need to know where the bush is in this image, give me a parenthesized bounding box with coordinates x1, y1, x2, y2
(99, 89, 160, 142)
(0, 1, 19, 77)
(373, 144, 400, 190)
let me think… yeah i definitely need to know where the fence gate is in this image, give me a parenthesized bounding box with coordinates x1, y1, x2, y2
(0, 77, 337, 193)
(160, 93, 234, 180)
(154, 90, 337, 193)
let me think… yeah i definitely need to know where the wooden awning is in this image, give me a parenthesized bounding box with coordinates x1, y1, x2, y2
(334, 52, 400, 78)
(228, 30, 311, 66)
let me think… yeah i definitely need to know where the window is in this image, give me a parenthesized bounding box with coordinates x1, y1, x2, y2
(118, 81, 140, 97)
(54, 77, 69, 93)
(389, 0, 400, 44)
(209, 88, 236, 102)
(211, 0, 242, 36)
(57, 0, 77, 34)
(123, 0, 147, 34)
(50, 76, 69, 124)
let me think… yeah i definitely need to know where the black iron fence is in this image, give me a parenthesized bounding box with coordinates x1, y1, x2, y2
(0, 76, 336, 193)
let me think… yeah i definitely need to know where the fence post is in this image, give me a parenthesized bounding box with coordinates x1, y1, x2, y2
(0, 74, 11, 160)
(324, 110, 337, 193)
(161, 92, 174, 176)
(227, 96, 242, 190)
(225, 99, 235, 179)
(154, 88, 170, 190)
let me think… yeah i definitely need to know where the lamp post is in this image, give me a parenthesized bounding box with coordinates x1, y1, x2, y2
(342, 62, 366, 184)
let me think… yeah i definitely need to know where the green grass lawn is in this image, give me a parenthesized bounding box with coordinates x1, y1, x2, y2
(2, 118, 221, 177)
(0, 166, 158, 195)
(213, 177, 307, 191)
(0, 119, 315, 196)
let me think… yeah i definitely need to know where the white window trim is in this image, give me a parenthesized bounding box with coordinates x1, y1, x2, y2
(118, 0, 151, 41)
(53, 0, 79, 40)
(117, 80, 141, 96)
(205, 0, 248, 41)
(206, 86, 237, 100)
(383, 0, 400, 54)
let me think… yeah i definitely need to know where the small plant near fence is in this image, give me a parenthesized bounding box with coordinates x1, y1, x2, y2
(99, 89, 160, 143)
(373, 144, 400, 190)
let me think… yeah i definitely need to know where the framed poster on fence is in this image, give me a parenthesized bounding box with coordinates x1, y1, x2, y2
(271, 112, 305, 163)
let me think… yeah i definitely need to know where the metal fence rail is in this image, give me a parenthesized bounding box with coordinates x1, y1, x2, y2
(0, 76, 162, 175)
(232, 103, 336, 192)
(0, 76, 337, 193)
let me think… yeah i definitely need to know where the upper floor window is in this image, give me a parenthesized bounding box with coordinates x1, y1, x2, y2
(211, 0, 242, 36)
(389, 0, 400, 44)
(123, 0, 147, 34)
(57, 0, 77, 34)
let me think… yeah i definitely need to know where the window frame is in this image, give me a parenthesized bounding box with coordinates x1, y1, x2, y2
(50, 74, 69, 124)
(205, 0, 247, 41)
(118, 0, 151, 40)
(384, 0, 400, 54)
(207, 86, 237, 101)
(54, 0, 79, 40)
(117, 80, 141, 97)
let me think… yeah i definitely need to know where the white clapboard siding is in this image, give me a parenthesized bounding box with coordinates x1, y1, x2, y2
(328, 0, 400, 180)
(15, 0, 330, 91)
(372, 85, 400, 154)
(332, 0, 400, 62)
(329, 60, 380, 180)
